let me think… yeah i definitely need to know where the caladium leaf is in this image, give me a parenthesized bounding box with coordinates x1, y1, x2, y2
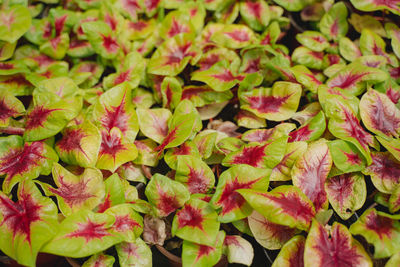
(211, 165, 270, 223)
(47, 163, 105, 216)
(97, 173, 125, 213)
(172, 198, 220, 246)
(363, 152, 400, 194)
(288, 111, 326, 142)
(305, 220, 372, 267)
(181, 231, 225, 267)
(145, 173, 190, 217)
(137, 108, 172, 144)
(147, 33, 199, 76)
(0, 181, 58, 267)
(42, 209, 123, 258)
(93, 83, 139, 143)
(241, 123, 295, 143)
(270, 141, 308, 181)
(296, 31, 329, 52)
(164, 141, 200, 169)
(105, 204, 143, 243)
(96, 128, 138, 172)
(292, 141, 332, 212)
(191, 60, 245, 92)
(182, 85, 233, 107)
(328, 140, 367, 173)
(350, 0, 400, 17)
(211, 24, 255, 49)
(0, 90, 25, 127)
(292, 47, 325, 70)
(223, 235, 254, 265)
(327, 100, 375, 165)
(241, 82, 302, 121)
(339, 37, 364, 62)
(248, 210, 298, 250)
(116, 239, 152, 267)
(161, 77, 182, 110)
(272, 235, 305, 267)
(222, 136, 288, 169)
(158, 10, 195, 40)
(350, 209, 400, 259)
(386, 23, 400, 60)
(55, 120, 101, 168)
(326, 62, 389, 96)
(325, 173, 366, 220)
(0, 74, 33, 96)
(386, 252, 400, 267)
(155, 100, 199, 153)
(319, 2, 348, 41)
(0, 135, 58, 193)
(82, 253, 115, 267)
(291, 65, 323, 94)
(24, 92, 82, 141)
(0, 5, 31, 43)
(133, 139, 159, 167)
(175, 155, 215, 194)
(0, 40, 16, 61)
(389, 186, 400, 213)
(376, 136, 400, 161)
(239, 0, 270, 31)
(82, 21, 121, 59)
(360, 29, 398, 67)
(360, 89, 400, 138)
(195, 47, 240, 73)
(238, 185, 316, 231)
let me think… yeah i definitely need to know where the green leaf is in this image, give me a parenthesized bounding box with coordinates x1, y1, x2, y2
(271, 235, 306, 267)
(42, 209, 123, 258)
(238, 185, 316, 231)
(350, 209, 400, 259)
(211, 165, 270, 223)
(172, 198, 220, 246)
(325, 173, 366, 220)
(0, 6, 31, 43)
(145, 174, 190, 217)
(0, 181, 58, 267)
(116, 239, 152, 267)
(319, 2, 348, 41)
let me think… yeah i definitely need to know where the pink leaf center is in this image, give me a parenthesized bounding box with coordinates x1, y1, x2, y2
(49, 176, 94, 207)
(67, 220, 111, 243)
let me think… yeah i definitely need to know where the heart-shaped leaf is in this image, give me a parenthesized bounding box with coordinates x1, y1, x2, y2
(350, 209, 400, 259)
(211, 165, 270, 223)
(360, 89, 400, 138)
(82, 253, 115, 267)
(292, 141, 332, 212)
(271, 141, 307, 181)
(328, 140, 367, 173)
(248, 210, 298, 250)
(325, 173, 367, 220)
(181, 231, 225, 267)
(47, 163, 105, 216)
(0, 6, 31, 43)
(271, 235, 306, 267)
(0, 90, 25, 127)
(42, 209, 123, 258)
(0, 135, 58, 193)
(319, 2, 348, 41)
(241, 82, 302, 121)
(145, 174, 190, 217)
(136, 108, 172, 144)
(238, 185, 316, 231)
(175, 155, 215, 194)
(305, 220, 372, 266)
(239, 0, 270, 31)
(172, 198, 220, 246)
(55, 120, 101, 168)
(116, 238, 152, 267)
(0, 181, 58, 267)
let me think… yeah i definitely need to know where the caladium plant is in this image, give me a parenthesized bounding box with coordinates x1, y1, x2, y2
(1, 0, 400, 266)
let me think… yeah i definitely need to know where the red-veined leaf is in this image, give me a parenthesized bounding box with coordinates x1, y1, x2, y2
(271, 235, 306, 267)
(350, 209, 400, 259)
(211, 165, 270, 223)
(325, 173, 367, 220)
(116, 239, 152, 267)
(0, 135, 58, 193)
(328, 140, 367, 173)
(172, 198, 220, 246)
(144, 174, 190, 217)
(0, 181, 58, 267)
(238, 185, 316, 231)
(248, 210, 298, 250)
(223, 235, 254, 265)
(305, 220, 372, 267)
